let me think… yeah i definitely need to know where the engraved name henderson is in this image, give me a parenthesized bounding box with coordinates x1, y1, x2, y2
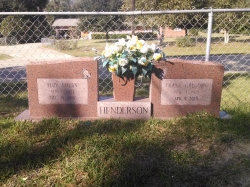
(99, 106, 149, 115)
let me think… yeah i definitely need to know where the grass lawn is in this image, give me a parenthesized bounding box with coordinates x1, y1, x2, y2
(1, 73, 250, 186)
(0, 54, 12, 60)
(46, 33, 250, 57)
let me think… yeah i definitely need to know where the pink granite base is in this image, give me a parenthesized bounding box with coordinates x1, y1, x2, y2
(150, 58, 224, 118)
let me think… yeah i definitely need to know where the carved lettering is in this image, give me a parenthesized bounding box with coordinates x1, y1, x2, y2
(37, 79, 88, 104)
(47, 83, 58, 88)
(108, 106, 149, 114)
(98, 102, 151, 118)
(161, 79, 212, 105)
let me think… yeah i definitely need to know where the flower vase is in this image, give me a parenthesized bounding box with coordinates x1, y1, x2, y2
(112, 73, 135, 101)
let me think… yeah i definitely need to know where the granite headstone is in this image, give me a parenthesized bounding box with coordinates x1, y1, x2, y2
(25, 58, 98, 120)
(150, 58, 224, 118)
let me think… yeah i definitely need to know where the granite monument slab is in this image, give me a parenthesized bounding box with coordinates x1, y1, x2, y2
(150, 58, 224, 118)
(25, 58, 98, 120)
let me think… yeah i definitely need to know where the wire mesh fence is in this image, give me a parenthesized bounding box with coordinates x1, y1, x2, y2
(0, 9, 249, 110)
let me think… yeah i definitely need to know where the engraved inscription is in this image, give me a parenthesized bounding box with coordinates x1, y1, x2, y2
(161, 79, 213, 105)
(99, 106, 149, 115)
(37, 79, 88, 104)
(98, 102, 151, 119)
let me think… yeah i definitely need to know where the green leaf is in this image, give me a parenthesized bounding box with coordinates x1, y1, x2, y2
(123, 51, 128, 55)
(142, 68, 148, 76)
(121, 66, 127, 74)
(131, 66, 138, 75)
(161, 52, 166, 59)
(148, 63, 153, 71)
(102, 59, 109, 67)
(131, 58, 137, 63)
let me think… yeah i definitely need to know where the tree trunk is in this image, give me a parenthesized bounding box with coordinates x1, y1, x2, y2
(158, 27, 164, 46)
(105, 31, 109, 43)
(131, 0, 135, 35)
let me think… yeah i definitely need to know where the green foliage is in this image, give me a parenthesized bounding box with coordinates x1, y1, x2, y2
(0, 16, 25, 37)
(188, 29, 199, 36)
(91, 32, 157, 40)
(175, 36, 195, 47)
(91, 34, 128, 40)
(211, 0, 250, 37)
(76, 0, 124, 41)
(54, 40, 78, 50)
(0, 54, 12, 60)
(97, 36, 165, 79)
(121, 0, 210, 30)
(0, 15, 50, 43)
(136, 32, 158, 40)
(2, 0, 48, 11)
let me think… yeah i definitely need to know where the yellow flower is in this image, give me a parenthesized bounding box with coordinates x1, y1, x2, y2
(138, 57, 149, 66)
(130, 45, 136, 51)
(153, 53, 162, 61)
(108, 64, 117, 72)
(136, 39, 145, 50)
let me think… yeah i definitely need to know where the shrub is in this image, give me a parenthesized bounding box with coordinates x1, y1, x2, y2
(54, 40, 78, 50)
(91, 33, 127, 40)
(175, 36, 195, 47)
(136, 32, 157, 40)
(91, 32, 157, 40)
(188, 29, 199, 36)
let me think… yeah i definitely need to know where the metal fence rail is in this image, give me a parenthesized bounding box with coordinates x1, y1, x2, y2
(0, 9, 249, 110)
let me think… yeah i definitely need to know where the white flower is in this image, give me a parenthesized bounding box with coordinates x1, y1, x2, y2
(111, 44, 122, 53)
(103, 49, 112, 57)
(138, 57, 149, 66)
(150, 43, 157, 51)
(140, 44, 149, 54)
(153, 53, 162, 61)
(117, 38, 126, 46)
(126, 40, 136, 50)
(132, 35, 138, 43)
(118, 58, 129, 66)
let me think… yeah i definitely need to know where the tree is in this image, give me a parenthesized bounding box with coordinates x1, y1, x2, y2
(45, 0, 75, 12)
(0, 16, 30, 43)
(74, 0, 124, 41)
(44, 0, 77, 28)
(121, 0, 209, 45)
(0, 0, 48, 11)
(209, 0, 250, 43)
(0, 0, 49, 43)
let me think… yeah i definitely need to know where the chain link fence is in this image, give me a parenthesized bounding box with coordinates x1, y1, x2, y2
(0, 9, 249, 110)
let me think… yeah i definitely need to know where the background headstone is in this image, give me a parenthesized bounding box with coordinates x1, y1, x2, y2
(150, 58, 224, 118)
(26, 58, 98, 120)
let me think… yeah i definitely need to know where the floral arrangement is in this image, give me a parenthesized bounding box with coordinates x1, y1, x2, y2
(95, 35, 166, 79)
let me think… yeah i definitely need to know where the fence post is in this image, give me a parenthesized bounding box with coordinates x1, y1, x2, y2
(205, 8, 213, 61)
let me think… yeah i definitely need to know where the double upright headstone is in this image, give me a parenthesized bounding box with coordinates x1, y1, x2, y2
(20, 57, 224, 120)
